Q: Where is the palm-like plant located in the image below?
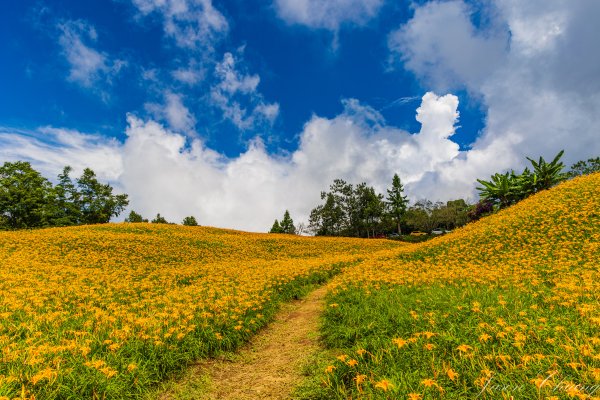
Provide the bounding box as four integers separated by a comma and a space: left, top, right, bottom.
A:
477, 150, 567, 211
526, 149, 566, 191
476, 171, 520, 208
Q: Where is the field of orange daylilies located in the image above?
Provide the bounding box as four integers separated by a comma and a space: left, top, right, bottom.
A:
312, 173, 600, 399
1, 173, 598, 400
0, 224, 398, 399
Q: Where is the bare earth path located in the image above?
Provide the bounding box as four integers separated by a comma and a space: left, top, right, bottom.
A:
158, 285, 328, 400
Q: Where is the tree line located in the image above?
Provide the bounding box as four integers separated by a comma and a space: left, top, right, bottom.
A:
0, 161, 128, 230
1, 152, 597, 233
124, 210, 199, 226
298, 175, 469, 238
0, 161, 201, 230
272, 152, 599, 238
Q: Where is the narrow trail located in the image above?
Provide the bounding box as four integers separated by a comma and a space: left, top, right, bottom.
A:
158, 285, 328, 399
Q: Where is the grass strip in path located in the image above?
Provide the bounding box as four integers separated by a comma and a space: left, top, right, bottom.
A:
155, 285, 328, 399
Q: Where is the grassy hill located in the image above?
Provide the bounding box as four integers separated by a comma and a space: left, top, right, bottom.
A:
301, 172, 600, 399
0, 224, 398, 399
1, 173, 598, 399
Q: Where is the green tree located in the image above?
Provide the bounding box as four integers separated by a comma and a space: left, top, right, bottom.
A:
356, 184, 384, 238
405, 200, 436, 233
279, 210, 296, 234
52, 166, 82, 226
269, 219, 282, 233
386, 174, 408, 234
0, 161, 54, 229
76, 168, 128, 224
151, 213, 168, 224
567, 156, 600, 178
125, 210, 145, 223
182, 216, 198, 226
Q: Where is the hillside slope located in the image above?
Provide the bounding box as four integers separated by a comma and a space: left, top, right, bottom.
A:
0, 224, 399, 399
306, 173, 600, 399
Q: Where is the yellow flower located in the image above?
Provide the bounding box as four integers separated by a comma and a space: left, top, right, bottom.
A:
446, 368, 459, 381
421, 378, 437, 388
375, 379, 393, 392
479, 333, 492, 343
456, 344, 472, 353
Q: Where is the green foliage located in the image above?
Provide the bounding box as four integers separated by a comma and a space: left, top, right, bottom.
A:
567, 156, 600, 178
77, 168, 129, 224
308, 179, 386, 238
0, 161, 130, 230
152, 213, 169, 224
280, 210, 296, 234
0, 161, 55, 229
270, 211, 296, 234
386, 174, 408, 234
182, 216, 198, 226
125, 210, 146, 223
403, 199, 469, 233
269, 219, 282, 233
52, 166, 81, 226
476, 150, 566, 210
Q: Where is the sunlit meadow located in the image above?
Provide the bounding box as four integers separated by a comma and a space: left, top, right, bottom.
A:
1, 173, 599, 400
0, 224, 398, 399
305, 173, 600, 399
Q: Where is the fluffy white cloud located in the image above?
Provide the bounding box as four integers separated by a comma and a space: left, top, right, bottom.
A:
389, 0, 600, 199
210, 52, 280, 130
388, 1, 508, 92
130, 0, 228, 50
145, 92, 196, 133
274, 0, 384, 31
0, 92, 463, 231
57, 20, 126, 98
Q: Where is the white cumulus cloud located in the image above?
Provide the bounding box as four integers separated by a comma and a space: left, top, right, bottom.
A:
388, 0, 600, 199
0, 92, 464, 231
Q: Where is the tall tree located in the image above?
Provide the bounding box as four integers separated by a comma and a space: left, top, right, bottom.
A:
279, 210, 296, 234
76, 168, 128, 224
269, 219, 282, 233
0, 161, 54, 229
386, 174, 408, 234
53, 166, 81, 226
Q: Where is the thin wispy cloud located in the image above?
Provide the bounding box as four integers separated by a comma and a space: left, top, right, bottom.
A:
57, 20, 126, 100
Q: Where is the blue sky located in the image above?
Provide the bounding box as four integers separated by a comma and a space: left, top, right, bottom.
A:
1, 0, 599, 231
0, 0, 484, 156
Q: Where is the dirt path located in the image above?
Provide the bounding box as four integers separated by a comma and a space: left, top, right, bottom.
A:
157, 285, 328, 400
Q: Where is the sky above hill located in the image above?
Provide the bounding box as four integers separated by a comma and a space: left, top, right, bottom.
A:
1, 0, 599, 231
